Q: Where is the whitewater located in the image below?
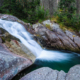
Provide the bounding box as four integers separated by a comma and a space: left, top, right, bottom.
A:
0, 19, 74, 61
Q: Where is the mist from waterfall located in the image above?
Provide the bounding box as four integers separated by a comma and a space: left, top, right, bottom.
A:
0, 19, 75, 61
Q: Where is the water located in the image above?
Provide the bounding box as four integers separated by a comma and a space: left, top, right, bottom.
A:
0, 19, 42, 57
0, 19, 76, 61
12, 50, 80, 80
0, 19, 80, 80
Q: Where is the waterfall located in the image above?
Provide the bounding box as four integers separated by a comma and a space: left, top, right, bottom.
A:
0, 19, 73, 61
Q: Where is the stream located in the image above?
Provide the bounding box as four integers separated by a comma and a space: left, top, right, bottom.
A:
0, 19, 80, 80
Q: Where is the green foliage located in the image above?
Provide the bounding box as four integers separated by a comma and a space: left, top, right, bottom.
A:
0, 0, 49, 23
35, 6, 49, 20
54, 0, 80, 31
59, 0, 76, 19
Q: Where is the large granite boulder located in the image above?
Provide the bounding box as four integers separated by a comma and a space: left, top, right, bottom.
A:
0, 43, 33, 80
33, 20, 80, 52
66, 65, 80, 80
20, 65, 80, 80
20, 67, 59, 80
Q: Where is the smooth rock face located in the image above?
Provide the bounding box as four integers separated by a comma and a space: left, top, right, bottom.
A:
66, 65, 80, 80
0, 43, 33, 80
57, 70, 66, 80
20, 67, 59, 80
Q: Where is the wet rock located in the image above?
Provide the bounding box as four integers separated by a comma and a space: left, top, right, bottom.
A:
0, 38, 2, 43
5, 40, 36, 62
20, 67, 59, 80
0, 28, 19, 42
0, 43, 33, 80
66, 65, 80, 80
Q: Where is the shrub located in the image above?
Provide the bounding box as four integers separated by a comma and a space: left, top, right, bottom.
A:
0, 0, 49, 23
59, 0, 76, 19
54, 0, 80, 31
35, 6, 49, 20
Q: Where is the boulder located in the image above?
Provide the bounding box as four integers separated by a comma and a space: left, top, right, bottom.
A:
0, 43, 33, 80
66, 65, 80, 80
20, 67, 59, 80
20, 65, 80, 80
33, 20, 80, 52
57, 70, 66, 80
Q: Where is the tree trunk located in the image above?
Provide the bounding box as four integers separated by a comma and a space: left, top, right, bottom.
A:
0, 0, 4, 7
76, 0, 80, 14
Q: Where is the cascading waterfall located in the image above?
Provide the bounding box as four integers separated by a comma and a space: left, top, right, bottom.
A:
0, 19, 74, 61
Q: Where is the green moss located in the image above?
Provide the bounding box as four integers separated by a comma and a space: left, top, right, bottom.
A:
45, 24, 52, 30
38, 19, 43, 23
1, 37, 5, 43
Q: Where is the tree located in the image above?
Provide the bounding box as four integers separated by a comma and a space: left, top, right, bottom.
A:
76, 0, 80, 15
59, 0, 76, 19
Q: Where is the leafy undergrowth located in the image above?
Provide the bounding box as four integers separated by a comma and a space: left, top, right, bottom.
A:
50, 16, 79, 32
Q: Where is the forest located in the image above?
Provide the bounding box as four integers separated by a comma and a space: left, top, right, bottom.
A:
0, 0, 80, 31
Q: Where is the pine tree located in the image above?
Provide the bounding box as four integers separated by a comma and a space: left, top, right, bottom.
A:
59, 0, 76, 19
